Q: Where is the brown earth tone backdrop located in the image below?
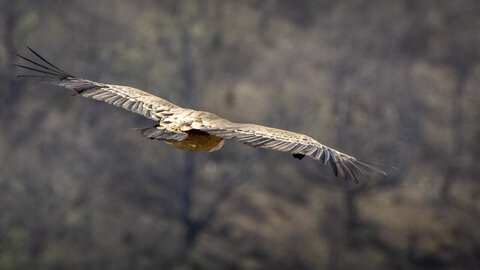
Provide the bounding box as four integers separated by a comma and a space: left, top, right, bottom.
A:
0, 0, 479, 269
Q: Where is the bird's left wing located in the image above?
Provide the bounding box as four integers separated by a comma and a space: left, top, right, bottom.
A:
194, 117, 386, 183
15, 47, 178, 121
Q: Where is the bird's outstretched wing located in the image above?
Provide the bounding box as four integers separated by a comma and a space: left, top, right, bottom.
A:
15, 46, 178, 121
194, 118, 387, 183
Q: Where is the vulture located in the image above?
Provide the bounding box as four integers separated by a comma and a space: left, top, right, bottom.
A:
15, 47, 386, 183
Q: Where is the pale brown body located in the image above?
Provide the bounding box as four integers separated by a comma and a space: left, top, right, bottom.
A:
166, 129, 224, 152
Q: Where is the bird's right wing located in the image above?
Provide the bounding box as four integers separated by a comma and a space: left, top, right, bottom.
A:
194, 116, 386, 183
15, 47, 178, 121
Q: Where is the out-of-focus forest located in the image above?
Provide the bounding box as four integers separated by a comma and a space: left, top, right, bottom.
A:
1, 0, 479, 269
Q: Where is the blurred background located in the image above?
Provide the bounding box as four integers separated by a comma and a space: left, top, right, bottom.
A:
1, 0, 479, 269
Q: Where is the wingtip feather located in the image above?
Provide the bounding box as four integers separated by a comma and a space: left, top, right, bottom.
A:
328, 158, 338, 177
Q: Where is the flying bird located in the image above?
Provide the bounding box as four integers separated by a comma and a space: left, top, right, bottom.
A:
15, 47, 386, 183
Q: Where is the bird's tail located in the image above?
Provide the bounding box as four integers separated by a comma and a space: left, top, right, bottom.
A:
136, 125, 188, 141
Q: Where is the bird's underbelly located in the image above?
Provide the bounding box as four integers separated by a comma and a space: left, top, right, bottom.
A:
166, 130, 224, 152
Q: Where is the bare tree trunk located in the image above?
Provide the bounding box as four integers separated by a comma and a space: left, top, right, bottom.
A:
258, 0, 276, 44
181, 151, 198, 248
1, 0, 20, 122
441, 73, 467, 202
332, 61, 363, 250
345, 190, 359, 230
179, 23, 195, 108
178, 19, 199, 248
